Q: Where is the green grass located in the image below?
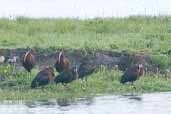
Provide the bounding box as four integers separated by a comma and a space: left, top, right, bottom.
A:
0, 64, 171, 101
0, 16, 171, 100
0, 16, 171, 55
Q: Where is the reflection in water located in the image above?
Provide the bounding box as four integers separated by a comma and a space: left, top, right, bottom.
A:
122, 94, 142, 101
0, 92, 171, 114
57, 99, 72, 107
56, 97, 94, 107
128, 96, 142, 101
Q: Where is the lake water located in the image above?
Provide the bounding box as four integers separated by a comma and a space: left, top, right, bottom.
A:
1, 92, 171, 114
0, 0, 171, 19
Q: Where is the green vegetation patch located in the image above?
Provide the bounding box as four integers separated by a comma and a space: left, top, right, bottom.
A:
0, 16, 171, 55
0, 65, 170, 101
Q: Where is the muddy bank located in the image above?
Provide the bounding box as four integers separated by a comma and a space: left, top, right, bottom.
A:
0, 48, 169, 75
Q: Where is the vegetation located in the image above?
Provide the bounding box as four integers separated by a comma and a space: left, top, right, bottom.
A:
0, 16, 171, 100
0, 64, 170, 101
0, 16, 171, 55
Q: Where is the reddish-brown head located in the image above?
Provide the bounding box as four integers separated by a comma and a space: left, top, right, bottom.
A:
46, 67, 55, 81
137, 64, 144, 76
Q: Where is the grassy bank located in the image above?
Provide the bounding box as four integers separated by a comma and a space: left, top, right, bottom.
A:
0, 65, 171, 101
0, 16, 171, 100
0, 16, 171, 55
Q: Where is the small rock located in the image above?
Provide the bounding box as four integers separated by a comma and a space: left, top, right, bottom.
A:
113, 64, 119, 70
0, 56, 5, 64
7, 56, 20, 63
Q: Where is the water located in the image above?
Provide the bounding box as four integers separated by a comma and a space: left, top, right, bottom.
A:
0, 92, 171, 114
0, 0, 171, 19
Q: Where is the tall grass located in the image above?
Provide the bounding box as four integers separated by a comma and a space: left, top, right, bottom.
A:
0, 16, 171, 55
0, 65, 170, 100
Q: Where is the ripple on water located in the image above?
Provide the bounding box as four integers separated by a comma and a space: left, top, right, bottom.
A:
0, 92, 171, 114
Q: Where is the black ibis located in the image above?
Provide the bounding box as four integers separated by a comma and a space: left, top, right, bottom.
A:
54, 67, 78, 85
31, 67, 55, 89
120, 64, 144, 84
77, 60, 97, 81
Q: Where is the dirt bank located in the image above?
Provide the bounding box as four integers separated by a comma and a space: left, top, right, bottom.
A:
0, 48, 168, 75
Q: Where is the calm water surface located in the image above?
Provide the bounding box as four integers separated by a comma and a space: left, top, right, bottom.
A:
0, 92, 171, 114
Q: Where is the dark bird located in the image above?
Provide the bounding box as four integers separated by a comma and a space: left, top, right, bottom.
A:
120, 64, 144, 84
76, 59, 97, 89
77, 60, 97, 81
22, 50, 36, 72
54, 67, 78, 85
31, 67, 55, 89
55, 49, 69, 73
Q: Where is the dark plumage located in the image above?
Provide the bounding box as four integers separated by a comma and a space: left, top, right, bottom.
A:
120, 64, 144, 84
54, 67, 78, 84
31, 67, 55, 88
22, 50, 36, 72
55, 49, 69, 73
77, 60, 96, 80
